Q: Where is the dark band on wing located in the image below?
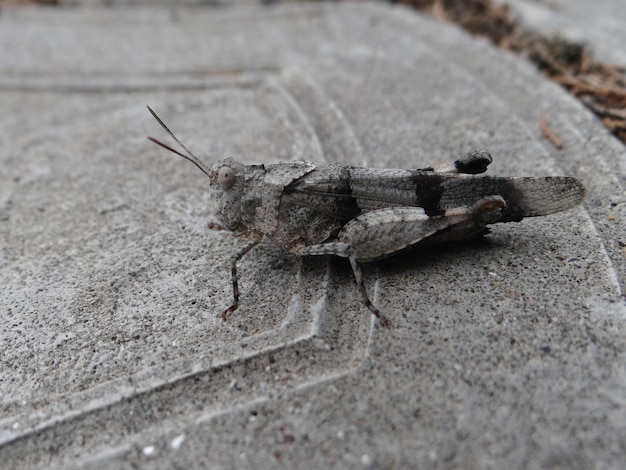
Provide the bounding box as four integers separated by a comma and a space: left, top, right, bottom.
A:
411, 172, 446, 216
336, 166, 361, 220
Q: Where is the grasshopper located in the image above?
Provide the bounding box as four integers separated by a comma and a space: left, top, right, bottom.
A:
147, 106, 586, 326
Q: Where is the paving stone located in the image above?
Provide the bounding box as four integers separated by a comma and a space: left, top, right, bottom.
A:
503, 0, 626, 64
0, 2, 624, 468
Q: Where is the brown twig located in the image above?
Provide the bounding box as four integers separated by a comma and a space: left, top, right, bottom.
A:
539, 116, 563, 150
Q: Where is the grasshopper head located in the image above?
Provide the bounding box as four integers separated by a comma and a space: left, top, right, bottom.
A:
210, 158, 245, 231
146, 106, 246, 231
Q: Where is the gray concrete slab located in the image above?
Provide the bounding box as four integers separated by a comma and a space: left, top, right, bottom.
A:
0, 2, 624, 469
501, 0, 626, 64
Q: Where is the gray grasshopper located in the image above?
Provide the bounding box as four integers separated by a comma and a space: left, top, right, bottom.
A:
147, 106, 586, 326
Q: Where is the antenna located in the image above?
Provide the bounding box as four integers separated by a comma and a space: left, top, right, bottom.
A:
146, 105, 213, 179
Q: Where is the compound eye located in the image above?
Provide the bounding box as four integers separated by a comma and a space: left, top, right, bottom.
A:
217, 166, 236, 190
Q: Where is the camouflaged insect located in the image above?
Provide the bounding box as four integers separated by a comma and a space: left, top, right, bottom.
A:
147, 106, 586, 326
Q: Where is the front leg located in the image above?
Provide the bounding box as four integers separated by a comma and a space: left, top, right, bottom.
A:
301, 196, 505, 324
219, 234, 262, 320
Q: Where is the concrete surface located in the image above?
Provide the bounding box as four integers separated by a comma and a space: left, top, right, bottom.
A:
502, 0, 626, 64
0, 2, 625, 469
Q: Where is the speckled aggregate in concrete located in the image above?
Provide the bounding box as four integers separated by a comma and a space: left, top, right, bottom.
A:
0, 2, 625, 469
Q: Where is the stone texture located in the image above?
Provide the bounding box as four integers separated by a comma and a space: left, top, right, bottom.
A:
0, 2, 624, 468
503, 0, 626, 64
